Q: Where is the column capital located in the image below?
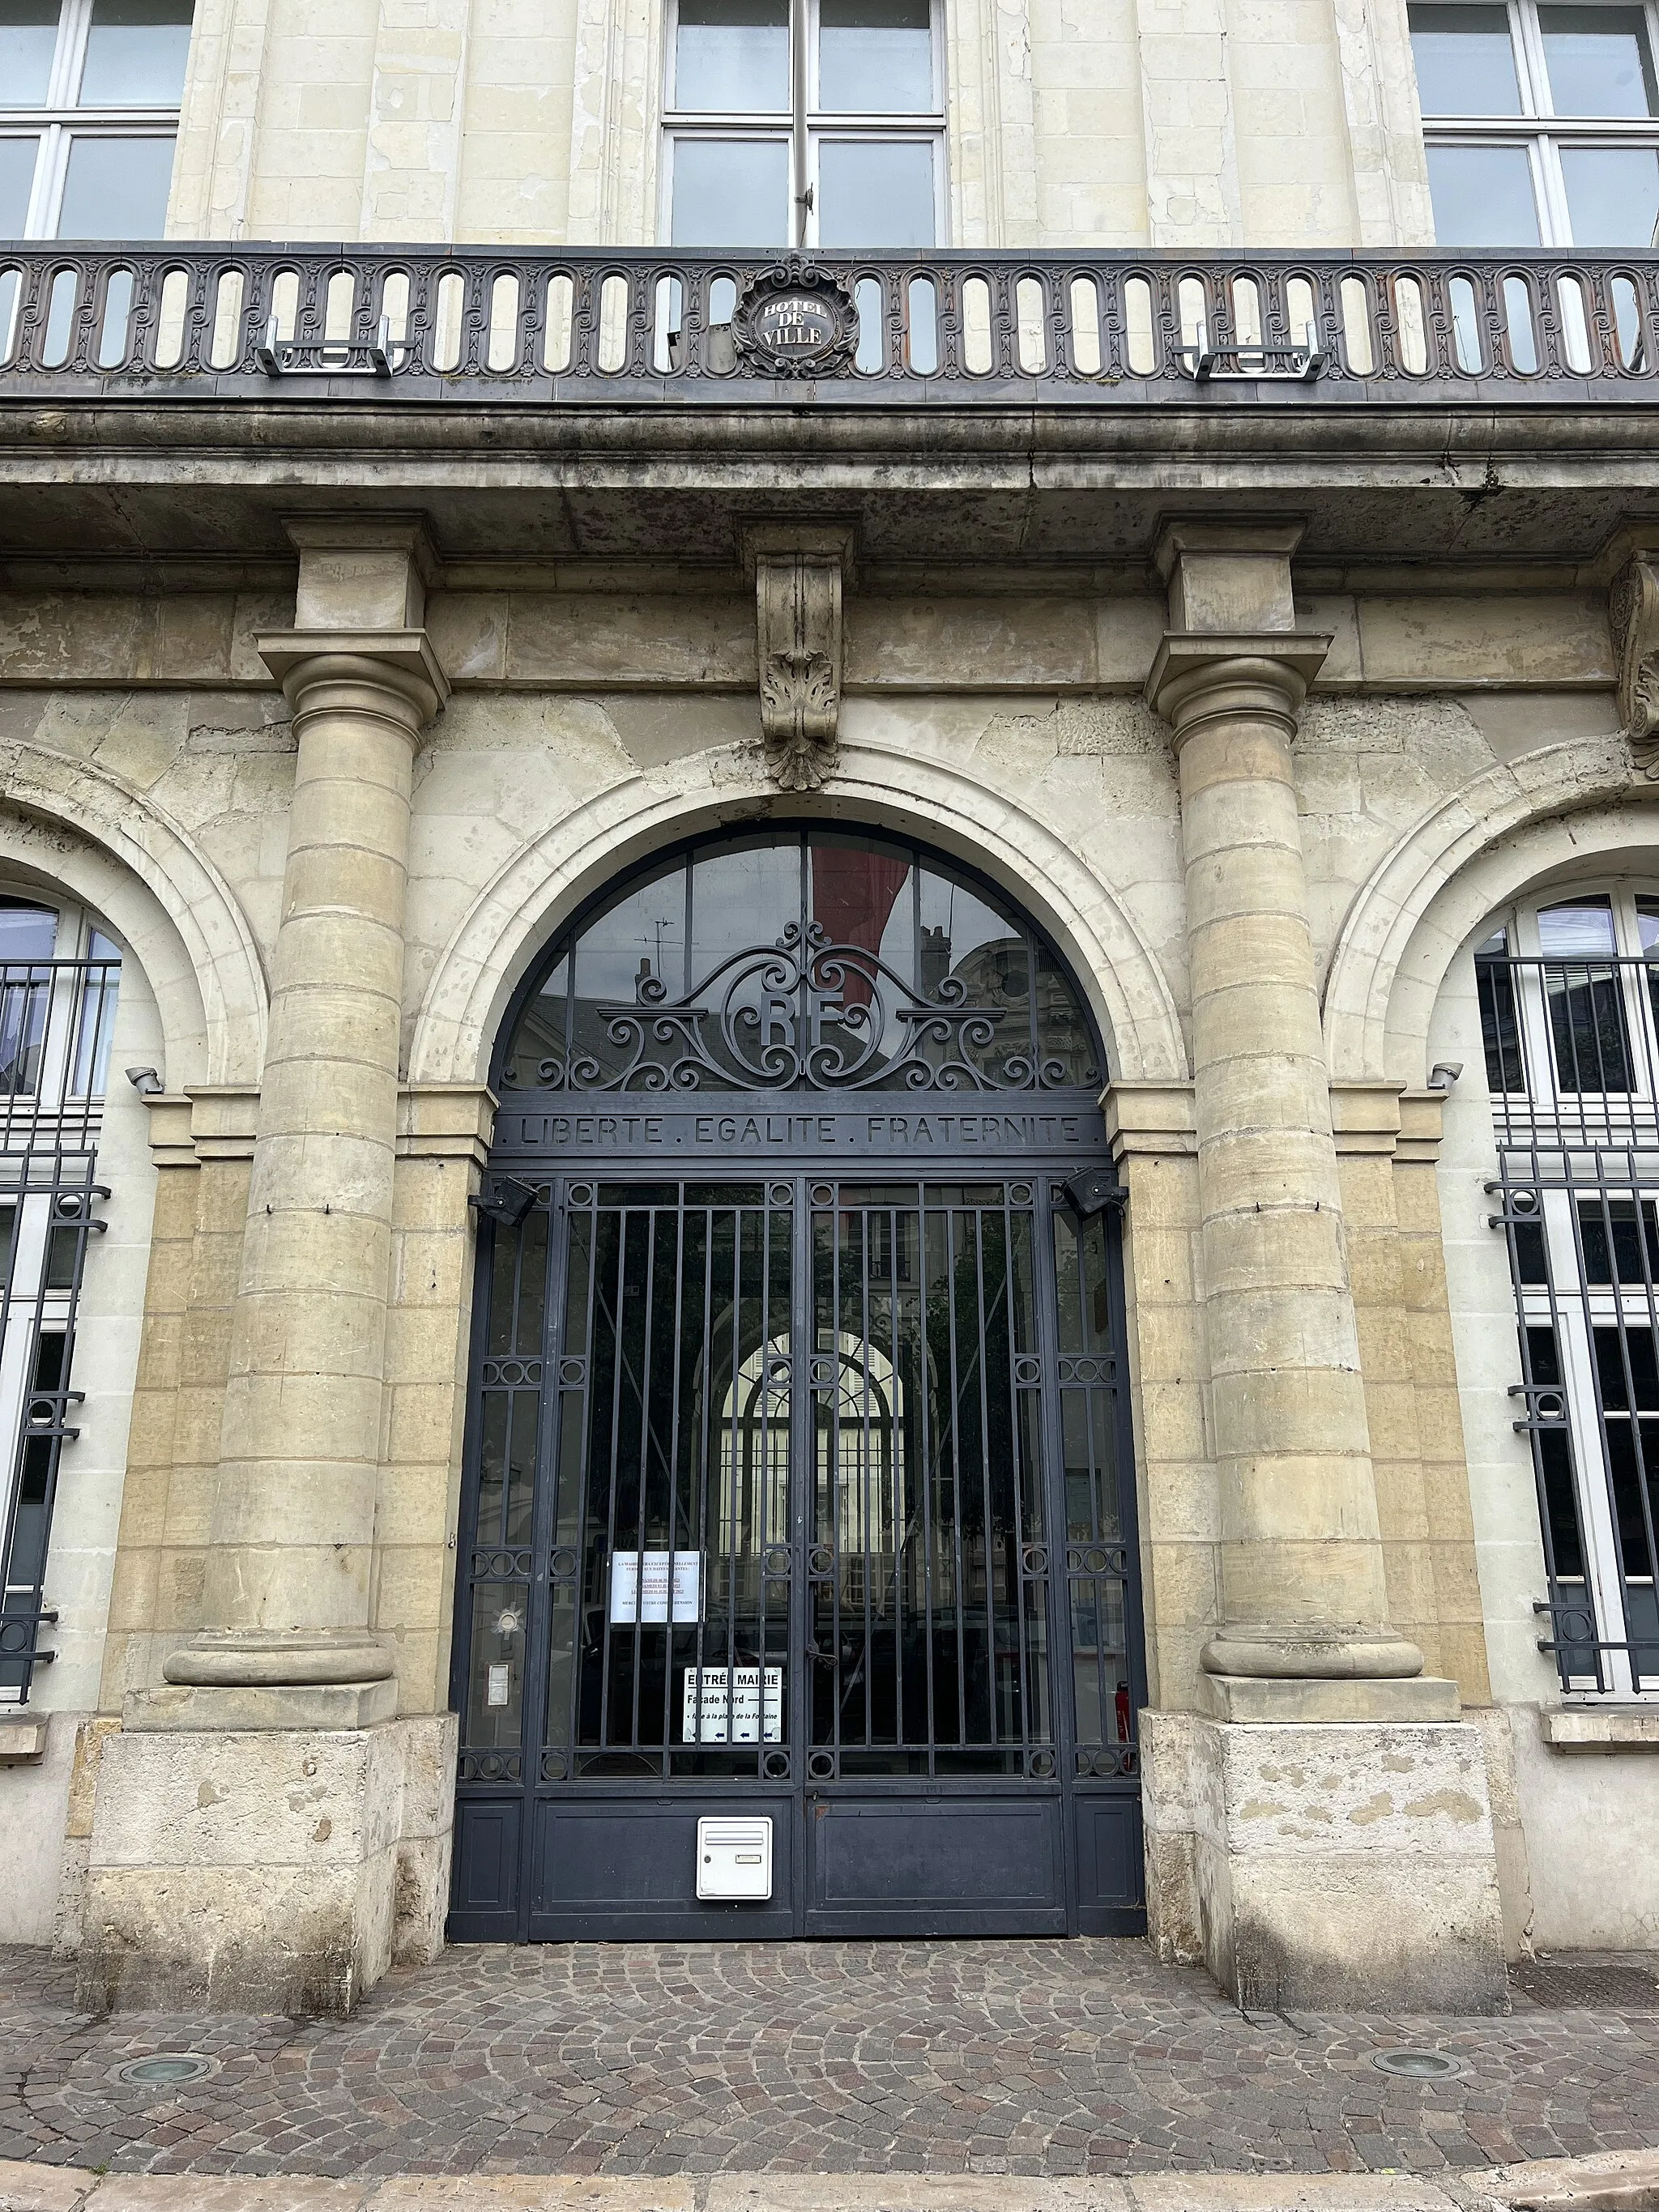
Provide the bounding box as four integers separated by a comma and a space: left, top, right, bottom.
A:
256, 627, 450, 731
1145, 631, 1331, 740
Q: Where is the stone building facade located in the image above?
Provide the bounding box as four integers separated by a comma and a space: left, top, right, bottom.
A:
3, 0, 1659, 2019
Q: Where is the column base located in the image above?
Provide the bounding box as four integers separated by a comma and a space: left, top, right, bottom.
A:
75, 1705, 456, 2017
1199, 1673, 1461, 1722
1142, 1709, 1508, 2014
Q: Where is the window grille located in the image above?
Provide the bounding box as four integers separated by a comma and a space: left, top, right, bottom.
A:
0, 897, 117, 1703
1478, 888, 1659, 1694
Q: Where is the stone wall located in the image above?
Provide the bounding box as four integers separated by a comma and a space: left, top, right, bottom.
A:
163, 0, 1431, 250
2, 559, 1654, 1967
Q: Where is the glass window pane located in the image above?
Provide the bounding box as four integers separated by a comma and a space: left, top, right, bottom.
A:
0, 901, 57, 960
1426, 142, 1540, 244
1407, 3, 1523, 113
674, 0, 788, 112
1560, 143, 1659, 243
669, 135, 788, 245
1538, 897, 1618, 955
1540, 3, 1657, 113
819, 0, 932, 112
0, 135, 39, 232
817, 138, 934, 246
79, 0, 193, 104
56, 132, 175, 234
0, 0, 59, 106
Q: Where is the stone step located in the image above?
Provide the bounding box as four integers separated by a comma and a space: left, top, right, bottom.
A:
4, 2157, 1658, 2212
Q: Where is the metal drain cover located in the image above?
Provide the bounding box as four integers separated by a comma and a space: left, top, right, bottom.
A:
1371, 2048, 1465, 2079
113, 2053, 215, 2086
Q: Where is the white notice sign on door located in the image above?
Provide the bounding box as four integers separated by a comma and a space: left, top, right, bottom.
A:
608, 1549, 703, 1624
682, 1665, 783, 1743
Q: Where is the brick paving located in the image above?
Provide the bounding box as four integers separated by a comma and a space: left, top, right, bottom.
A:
2, 1940, 1657, 2182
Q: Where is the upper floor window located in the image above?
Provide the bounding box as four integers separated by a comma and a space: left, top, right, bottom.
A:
1410, 0, 1659, 245
0, 0, 192, 241
663, 0, 943, 248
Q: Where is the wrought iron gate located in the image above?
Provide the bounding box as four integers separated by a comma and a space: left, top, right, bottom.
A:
447, 829, 1145, 1941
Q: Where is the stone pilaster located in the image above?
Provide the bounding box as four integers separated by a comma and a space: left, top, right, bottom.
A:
1137, 521, 1505, 2014
78, 520, 458, 2017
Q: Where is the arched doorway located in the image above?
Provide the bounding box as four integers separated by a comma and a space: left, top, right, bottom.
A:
447, 827, 1146, 1941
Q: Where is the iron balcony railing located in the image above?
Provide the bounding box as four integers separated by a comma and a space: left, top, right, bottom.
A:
3, 245, 1659, 404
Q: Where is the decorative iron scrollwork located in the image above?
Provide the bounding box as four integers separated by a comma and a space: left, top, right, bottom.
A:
544, 917, 1069, 1093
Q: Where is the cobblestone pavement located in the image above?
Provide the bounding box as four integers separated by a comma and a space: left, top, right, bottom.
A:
2, 1941, 1657, 2183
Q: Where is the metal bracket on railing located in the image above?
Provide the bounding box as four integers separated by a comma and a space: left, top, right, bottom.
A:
1509, 1380, 1569, 1434
255, 315, 405, 378
1178, 318, 1324, 384
26, 1388, 85, 1443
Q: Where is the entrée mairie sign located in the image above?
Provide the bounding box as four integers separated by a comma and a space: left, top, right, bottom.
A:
733, 258, 858, 376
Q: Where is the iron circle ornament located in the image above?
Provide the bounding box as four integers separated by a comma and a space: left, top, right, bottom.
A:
732, 258, 859, 377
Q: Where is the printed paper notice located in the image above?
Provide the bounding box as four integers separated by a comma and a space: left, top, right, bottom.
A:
682, 1665, 783, 1744
608, 1549, 703, 1624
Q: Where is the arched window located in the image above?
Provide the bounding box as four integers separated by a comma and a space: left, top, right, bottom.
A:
0, 891, 121, 1703
501, 827, 1102, 1097
1476, 881, 1659, 1701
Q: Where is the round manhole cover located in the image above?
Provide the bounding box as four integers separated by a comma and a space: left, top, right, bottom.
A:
1371, 2048, 1465, 2080
113, 2054, 216, 2086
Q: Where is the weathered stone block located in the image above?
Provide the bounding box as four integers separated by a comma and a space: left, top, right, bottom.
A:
75, 1712, 455, 2015
1143, 1709, 1507, 2013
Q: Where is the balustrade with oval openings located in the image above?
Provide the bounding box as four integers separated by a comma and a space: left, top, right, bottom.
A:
0, 243, 1652, 396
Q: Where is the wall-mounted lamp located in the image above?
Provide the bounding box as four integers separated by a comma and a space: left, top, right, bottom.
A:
1061, 1168, 1128, 1219
470, 1175, 538, 1228
124, 1067, 164, 1097
1427, 1062, 1465, 1092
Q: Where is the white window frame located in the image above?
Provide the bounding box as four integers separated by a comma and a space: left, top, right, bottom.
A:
0, 0, 186, 241
660, 0, 947, 248
1414, 0, 1659, 244
0, 889, 117, 1705
1492, 880, 1659, 1700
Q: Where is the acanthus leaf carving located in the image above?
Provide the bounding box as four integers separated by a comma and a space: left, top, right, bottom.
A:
1611, 551, 1659, 777
744, 524, 854, 791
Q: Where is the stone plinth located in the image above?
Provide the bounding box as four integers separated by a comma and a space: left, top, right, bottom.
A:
75, 1702, 454, 2016
1142, 1707, 1508, 2014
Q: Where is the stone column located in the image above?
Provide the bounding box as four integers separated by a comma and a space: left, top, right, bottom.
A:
79, 520, 458, 2016
162, 616, 446, 1707
1137, 521, 1505, 2012
1145, 522, 1426, 1698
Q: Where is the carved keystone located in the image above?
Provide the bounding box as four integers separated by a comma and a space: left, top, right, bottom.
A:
1611, 549, 1659, 775
740, 524, 855, 792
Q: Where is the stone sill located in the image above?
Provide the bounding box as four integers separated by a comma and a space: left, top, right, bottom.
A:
0, 1712, 48, 1763
1540, 1706, 1659, 1754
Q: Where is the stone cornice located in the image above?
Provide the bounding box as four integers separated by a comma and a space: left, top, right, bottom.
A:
1102, 1079, 1197, 1160
395, 1082, 497, 1166
1329, 1080, 1447, 1161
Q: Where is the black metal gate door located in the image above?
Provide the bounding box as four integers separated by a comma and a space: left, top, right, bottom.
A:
449, 1165, 1145, 1941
